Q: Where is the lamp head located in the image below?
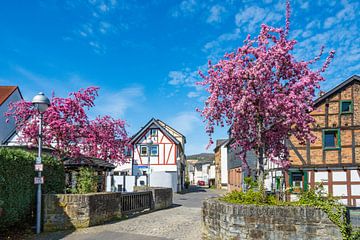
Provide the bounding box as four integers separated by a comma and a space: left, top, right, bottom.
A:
32, 92, 50, 113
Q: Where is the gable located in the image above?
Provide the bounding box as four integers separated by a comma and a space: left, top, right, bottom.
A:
130, 118, 180, 145
0, 86, 19, 106
314, 75, 360, 107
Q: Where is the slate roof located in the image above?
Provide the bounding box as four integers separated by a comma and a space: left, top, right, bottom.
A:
314, 75, 360, 106
63, 156, 116, 170
213, 139, 228, 151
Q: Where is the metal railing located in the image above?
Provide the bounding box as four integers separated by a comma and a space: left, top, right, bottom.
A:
121, 191, 152, 214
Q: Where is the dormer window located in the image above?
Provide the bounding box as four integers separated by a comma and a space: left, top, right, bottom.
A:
340, 100, 352, 114
150, 129, 157, 137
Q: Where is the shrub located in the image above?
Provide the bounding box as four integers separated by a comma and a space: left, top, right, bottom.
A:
73, 167, 98, 194
221, 189, 278, 205
0, 147, 65, 231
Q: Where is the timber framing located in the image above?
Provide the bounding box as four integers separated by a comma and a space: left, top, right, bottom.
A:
288, 75, 360, 206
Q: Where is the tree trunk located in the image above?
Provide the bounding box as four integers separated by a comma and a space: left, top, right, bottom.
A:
258, 146, 265, 189
257, 118, 265, 196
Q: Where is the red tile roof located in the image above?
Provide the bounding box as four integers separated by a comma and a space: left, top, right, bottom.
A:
0, 86, 18, 106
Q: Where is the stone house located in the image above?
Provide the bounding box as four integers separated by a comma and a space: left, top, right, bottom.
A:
288, 75, 360, 206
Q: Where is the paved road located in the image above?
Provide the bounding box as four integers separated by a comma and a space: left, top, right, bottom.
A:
37, 187, 225, 240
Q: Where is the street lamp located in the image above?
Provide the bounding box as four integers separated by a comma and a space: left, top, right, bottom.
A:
32, 92, 50, 234
146, 136, 153, 187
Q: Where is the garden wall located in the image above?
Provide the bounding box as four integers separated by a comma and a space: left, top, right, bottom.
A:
43, 188, 173, 232
43, 192, 122, 231
134, 186, 173, 210
202, 198, 342, 240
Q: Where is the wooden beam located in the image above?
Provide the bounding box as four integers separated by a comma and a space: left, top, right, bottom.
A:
338, 93, 342, 164
288, 140, 306, 165
352, 84, 356, 164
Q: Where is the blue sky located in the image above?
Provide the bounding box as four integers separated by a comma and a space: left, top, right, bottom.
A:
0, 0, 359, 155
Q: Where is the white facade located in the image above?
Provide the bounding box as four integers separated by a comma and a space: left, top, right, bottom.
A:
189, 162, 215, 185
220, 144, 228, 185
0, 87, 22, 144
287, 169, 360, 206
264, 159, 284, 192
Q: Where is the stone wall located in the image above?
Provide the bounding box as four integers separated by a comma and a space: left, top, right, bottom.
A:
134, 186, 173, 210
43, 192, 122, 231
44, 188, 173, 232
202, 198, 342, 240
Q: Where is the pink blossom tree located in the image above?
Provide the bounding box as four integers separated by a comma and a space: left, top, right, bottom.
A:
6, 87, 129, 163
197, 1, 335, 186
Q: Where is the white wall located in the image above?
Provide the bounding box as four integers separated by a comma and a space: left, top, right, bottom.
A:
209, 165, 216, 179
350, 170, 360, 181
106, 172, 178, 192
150, 171, 177, 192
220, 145, 228, 184
0, 89, 22, 144
333, 171, 347, 182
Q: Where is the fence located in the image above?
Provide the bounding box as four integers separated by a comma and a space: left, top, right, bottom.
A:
121, 191, 152, 214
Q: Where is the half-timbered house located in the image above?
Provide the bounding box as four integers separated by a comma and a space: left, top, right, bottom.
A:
288, 75, 360, 206
130, 118, 186, 192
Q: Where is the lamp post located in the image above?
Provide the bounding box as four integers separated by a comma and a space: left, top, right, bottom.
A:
146, 136, 153, 187
32, 92, 50, 234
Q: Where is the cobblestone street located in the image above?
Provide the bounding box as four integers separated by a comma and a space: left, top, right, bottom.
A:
38, 187, 224, 240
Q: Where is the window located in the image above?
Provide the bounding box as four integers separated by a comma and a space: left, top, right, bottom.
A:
290, 171, 308, 192
292, 173, 303, 189
140, 146, 148, 156
124, 146, 132, 156
340, 100, 352, 113
150, 145, 158, 156
150, 129, 157, 137
323, 129, 340, 149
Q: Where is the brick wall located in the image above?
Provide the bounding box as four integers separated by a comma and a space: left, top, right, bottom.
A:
202, 198, 342, 240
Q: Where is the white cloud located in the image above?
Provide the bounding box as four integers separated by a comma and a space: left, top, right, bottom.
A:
93, 86, 145, 118
167, 68, 200, 87
299, 0, 309, 9
171, 0, 197, 18
64, 0, 127, 54
203, 28, 241, 52
187, 91, 201, 98
167, 112, 201, 136
235, 6, 282, 33
207, 5, 226, 24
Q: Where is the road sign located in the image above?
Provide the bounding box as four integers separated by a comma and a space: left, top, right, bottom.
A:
35, 164, 43, 171
34, 177, 44, 184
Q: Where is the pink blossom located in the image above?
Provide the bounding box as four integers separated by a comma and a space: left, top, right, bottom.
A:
197, 1, 335, 169
6, 87, 129, 163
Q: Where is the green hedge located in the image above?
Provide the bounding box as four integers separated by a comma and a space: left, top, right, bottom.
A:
0, 148, 65, 230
